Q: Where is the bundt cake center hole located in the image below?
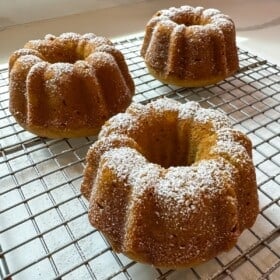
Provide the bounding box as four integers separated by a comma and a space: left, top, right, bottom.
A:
145, 151, 194, 169
135, 117, 195, 168
171, 15, 208, 27
43, 48, 84, 64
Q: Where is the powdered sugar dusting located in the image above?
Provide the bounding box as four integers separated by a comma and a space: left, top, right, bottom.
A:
99, 99, 234, 143
156, 159, 235, 215
202, 8, 221, 18
44, 63, 74, 92
93, 98, 246, 210
23, 33, 113, 63
44, 34, 56, 40
149, 97, 179, 113
28, 61, 47, 73
99, 113, 136, 138
178, 101, 200, 119
83, 99, 258, 266
159, 6, 203, 20
157, 5, 232, 28
100, 144, 236, 218
194, 107, 232, 130
59, 32, 80, 40
47, 63, 73, 77
102, 147, 143, 181
84, 98, 256, 267
212, 128, 252, 165
17, 55, 42, 70
81, 33, 97, 40
25, 39, 42, 49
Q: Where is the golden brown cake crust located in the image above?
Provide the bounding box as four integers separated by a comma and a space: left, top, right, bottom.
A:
141, 6, 239, 87
9, 33, 134, 138
81, 98, 259, 268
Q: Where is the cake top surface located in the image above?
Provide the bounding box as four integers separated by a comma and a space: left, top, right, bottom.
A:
8, 32, 115, 67
100, 98, 232, 137
95, 98, 251, 216
150, 5, 234, 32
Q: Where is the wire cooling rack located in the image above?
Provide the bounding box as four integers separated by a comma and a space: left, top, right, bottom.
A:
0, 33, 279, 280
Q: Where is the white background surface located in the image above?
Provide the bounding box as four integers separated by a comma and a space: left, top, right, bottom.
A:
0, 0, 280, 66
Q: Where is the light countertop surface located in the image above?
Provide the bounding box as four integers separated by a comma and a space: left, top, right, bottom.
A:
0, 0, 280, 68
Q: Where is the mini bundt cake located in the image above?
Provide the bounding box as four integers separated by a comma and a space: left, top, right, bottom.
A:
9, 32, 134, 138
81, 98, 259, 268
141, 5, 239, 87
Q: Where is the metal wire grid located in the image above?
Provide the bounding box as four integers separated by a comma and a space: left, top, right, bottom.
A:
0, 34, 279, 280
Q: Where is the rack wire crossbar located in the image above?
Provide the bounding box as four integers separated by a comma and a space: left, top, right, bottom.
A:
0, 34, 279, 280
